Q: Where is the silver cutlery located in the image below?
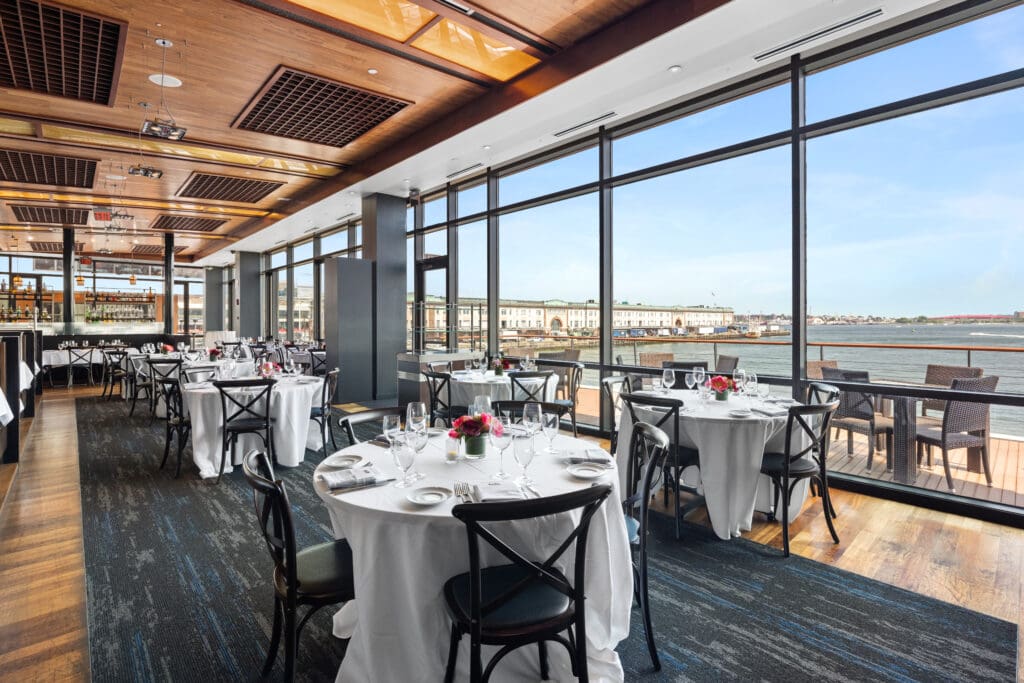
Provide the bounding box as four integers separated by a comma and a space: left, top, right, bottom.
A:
331, 478, 395, 494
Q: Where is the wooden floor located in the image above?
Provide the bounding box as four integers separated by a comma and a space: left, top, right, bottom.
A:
0, 386, 1021, 680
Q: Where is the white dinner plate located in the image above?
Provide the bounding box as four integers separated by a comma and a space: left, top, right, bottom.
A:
321, 453, 367, 469
567, 462, 607, 480
728, 409, 753, 418
407, 486, 453, 506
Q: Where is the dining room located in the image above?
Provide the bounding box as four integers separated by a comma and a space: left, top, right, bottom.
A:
1, 0, 1024, 681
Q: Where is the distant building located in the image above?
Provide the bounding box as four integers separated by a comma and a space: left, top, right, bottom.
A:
1015, 311, 1024, 321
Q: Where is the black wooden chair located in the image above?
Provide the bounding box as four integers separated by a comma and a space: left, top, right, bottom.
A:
310, 368, 339, 453
126, 354, 152, 416
157, 378, 190, 478
424, 370, 467, 428
714, 355, 740, 373
145, 359, 183, 416
182, 365, 218, 384
615, 354, 643, 392
100, 349, 129, 400
338, 406, 406, 446
242, 450, 354, 683
213, 378, 277, 484
550, 362, 584, 436
821, 367, 894, 471
623, 422, 671, 671
759, 389, 840, 557
221, 341, 244, 359
601, 376, 631, 454
310, 350, 328, 376
916, 375, 999, 492
509, 370, 554, 402
442, 484, 613, 683
661, 361, 708, 389
67, 347, 94, 387
620, 393, 700, 539
492, 400, 570, 425
427, 360, 453, 373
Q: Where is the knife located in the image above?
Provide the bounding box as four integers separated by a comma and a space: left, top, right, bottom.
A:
330, 478, 396, 493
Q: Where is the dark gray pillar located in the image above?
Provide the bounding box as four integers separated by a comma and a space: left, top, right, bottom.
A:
362, 193, 407, 400
324, 256, 374, 403
62, 228, 74, 324
204, 267, 224, 332
234, 252, 262, 338
790, 55, 807, 400
598, 127, 614, 431
163, 233, 174, 334
486, 172, 499, 355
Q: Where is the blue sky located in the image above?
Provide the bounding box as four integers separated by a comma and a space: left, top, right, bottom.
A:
424, 5, 1024, 317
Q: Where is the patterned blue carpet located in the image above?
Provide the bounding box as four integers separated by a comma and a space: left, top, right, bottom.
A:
76, 397, 1017, 682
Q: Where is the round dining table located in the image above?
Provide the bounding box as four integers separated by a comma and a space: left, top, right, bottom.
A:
616, 388, 809, 540
182, 374, 323, 479
448, 369, 559, 407
313, 431, 632, 682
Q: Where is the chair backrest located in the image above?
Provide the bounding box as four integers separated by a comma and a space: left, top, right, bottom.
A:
601, 376, 631, 431
127, 353, 149, 377
492, 400, 569, 422
624, 422, 670, 535
564, 362, 584, 403
157, 378, 186, 424
806, 359, 838, 380
943, 375, 999, 435
68, 347, 92, 365
146, 358, 183, 383
714, 355, 740, 373
338, 406, 405, 445
241, 450, 299, 599
213, 378, 276, 428
619, 393, 682, 452
820, 368, 874, 421
182, 365, 218, 384
661, 361, 708, 388
780, 400, 840, 470
427, 360, 453, 374
104, 349, 128, 370
423, 370, 453, 417
451, 484, 612, 636
311, 350, 328, 376
510, 370, 554, 402
321, 368, 339, 407
616, 354, 643, 392
924, 364, 984, 413
639, 352, 673, 368
806, 381, 840, 406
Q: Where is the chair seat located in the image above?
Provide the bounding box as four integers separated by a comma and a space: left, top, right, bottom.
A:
444, 563, 573, 635
916, 426, 986, 450
226, 417, 274, 432
624, 515, 640, 544
833, 414, 894, 434
760, 452, 819, 477
274, 539, 354, 601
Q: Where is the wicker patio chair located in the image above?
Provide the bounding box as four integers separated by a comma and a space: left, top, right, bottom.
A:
821, 367, 893, 472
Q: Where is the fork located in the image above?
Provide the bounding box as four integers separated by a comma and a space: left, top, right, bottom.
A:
455, 482, 470, 503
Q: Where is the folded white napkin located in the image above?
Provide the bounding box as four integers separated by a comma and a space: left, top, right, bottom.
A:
752, 404, 788, 417
319, 466, 387, 490
474, 483, 526, 502
567, 449, 612, 466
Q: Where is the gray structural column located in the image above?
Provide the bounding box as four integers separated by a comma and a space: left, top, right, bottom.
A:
62, 228, 75, 323
234, 252, 262, 338
323, 257, 374, 403
361, 193, 407, 400
204, 267, 224, 332
163, 233, 174, 334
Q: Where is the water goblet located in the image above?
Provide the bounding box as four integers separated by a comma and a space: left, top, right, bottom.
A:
406, 401, 428, 431
693, 366, 706, 388
390, 435, 416, 488
471, 395, 492, 416
405, 425, 428, 482
382, 414, 402, 445
489, 420, 513, 482
542, 412, 560, 454
661, 369, 675, 393
758, 384, 771, 401
513, 435, 536, 486
685, 372, 696, 392
745, 372, 758, 398
732, 368, 747, 394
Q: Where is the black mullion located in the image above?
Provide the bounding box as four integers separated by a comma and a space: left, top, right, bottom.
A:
790, 56, 807, 400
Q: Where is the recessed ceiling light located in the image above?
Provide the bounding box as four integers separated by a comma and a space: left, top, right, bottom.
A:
155, 38, 172, 48
668, 64, 683, 73
26, 236, 32, 241
367, 68, 379, 75
148, 73, 183, 87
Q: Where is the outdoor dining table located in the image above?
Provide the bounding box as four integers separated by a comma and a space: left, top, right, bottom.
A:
181, 374, 323, 479
313, 432, 632, 682
616, 388, 809, 540
448, 369, 559, 407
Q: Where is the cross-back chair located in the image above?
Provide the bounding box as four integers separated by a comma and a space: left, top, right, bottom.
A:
212, 378, 277, 484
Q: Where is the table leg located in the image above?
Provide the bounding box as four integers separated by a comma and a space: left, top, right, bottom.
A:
892, 397, 918, 485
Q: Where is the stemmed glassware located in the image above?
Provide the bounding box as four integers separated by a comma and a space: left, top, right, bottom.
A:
382, 414, 402, 445
406, 402, 427, 430
661, 368, 675, 393
732, 368, 747, 395
489, 418, 513, 482
513, 434, 536, 486
745, 372, 758, 398
693, 366, 706, 389
403, 403, 428, 482
390, 434, 417, 488
471, 395, 491, 416
685, 372, 696, 392
541, 412, 560, 454
522, 402, 542, 455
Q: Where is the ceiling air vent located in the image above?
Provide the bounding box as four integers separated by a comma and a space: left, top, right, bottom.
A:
133, 244, 187, 256
234, 66, 410, 148
177, 172, 284, 204
0, 150, 97, 188
30, 240, 82, 253
0, 0, 126, 105
151, 215, 228, 232
10, 205, 90, 225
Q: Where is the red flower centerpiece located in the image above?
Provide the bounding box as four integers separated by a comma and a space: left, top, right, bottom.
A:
161, 343, 174, 354
208, 348, 221, 360
449, 412, 501, 457
708, 375, 736, 401
258, 360, 281, 378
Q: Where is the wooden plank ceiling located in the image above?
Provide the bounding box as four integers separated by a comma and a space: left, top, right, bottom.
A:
0, 0, 705, 262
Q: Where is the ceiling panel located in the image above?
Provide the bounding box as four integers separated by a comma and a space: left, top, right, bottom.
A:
467, 0, 648, 47
150, 215, 227, 232
0, 149, 97, 188
10, 204, 90, 225
177, 172, 285, 204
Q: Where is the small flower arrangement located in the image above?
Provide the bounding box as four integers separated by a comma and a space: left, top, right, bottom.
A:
449, 412, 502, 440
258, 360, 281, 378
161, 343, 174, 354
707, 375, 736, 400
491, 356, 511, 376
208, 348, 221, 360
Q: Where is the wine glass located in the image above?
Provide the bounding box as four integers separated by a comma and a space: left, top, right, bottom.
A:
405, 425, 428, 482
406, 402, 428, 432
382, 414, 402, 445
471, 395, 492, 416
745, 372, 758, 398
758, 383, 771, 401
693, 366, 706, 389
390, 435, 416, 488
489, 419, 513, 481
661, 368, 675, 393
684, 372, 696, 392
541, 412, 560, 454
522, 402, 542, 456
732, 368, 746, 394
513, 434, 536, 486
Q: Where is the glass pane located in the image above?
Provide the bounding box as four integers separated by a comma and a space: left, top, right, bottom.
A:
284, 0, 435, 42
271, 250, 287, 269
293, 263, 314, 342
423, 228, 447, 257
293, 240, 314, 263
458, 183, 486, 217
808, 4, 1024, 122
321, 229, 348, 255
613, 146, 791, 378
354, 225, 363, 246
274, 271, 287, 340
406, 236, 415, 350
188, 282, 204, 335
174, 283, 186, 334
411, 18, 539, 82
457, 220, 487, 351
407, 205, 415, 232
423, 196, 447, 227
500, 146, 598, 206
613, 84, 790, 176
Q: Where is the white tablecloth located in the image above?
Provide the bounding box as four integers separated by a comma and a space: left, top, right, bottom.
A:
616, 389, 808, 540
19, 361, 34, 390
182, 376, 323, 479
43, 348, 140, 367
203, 331, 237, 349
0, 389, 13, 426
449, 370, 559, 407
314, 434, 632, 682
